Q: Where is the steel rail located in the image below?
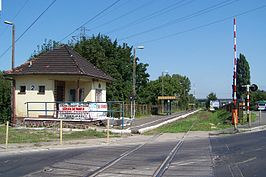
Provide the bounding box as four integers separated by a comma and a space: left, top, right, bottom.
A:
85, 133, 162, 177
152, 120, 196, 177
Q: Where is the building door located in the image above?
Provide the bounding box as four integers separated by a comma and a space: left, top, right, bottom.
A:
55, 81, 65, 102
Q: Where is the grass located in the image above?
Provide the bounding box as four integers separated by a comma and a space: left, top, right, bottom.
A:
238, 112, 257, 125
0, 125, 115, 144
0, 110, 258, 144
146, 110, 232, 134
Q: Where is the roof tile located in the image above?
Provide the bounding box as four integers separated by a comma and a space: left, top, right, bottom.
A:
5, 45, 112, 81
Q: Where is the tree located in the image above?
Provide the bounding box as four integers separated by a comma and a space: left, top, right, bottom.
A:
236, 53, 250, 99
0, 71, 11, 123
73, 34, 149, 102
31, 39, 61, 57
137, 73, 192, 109
206, 92, 217, 109
250, 90, 266, 109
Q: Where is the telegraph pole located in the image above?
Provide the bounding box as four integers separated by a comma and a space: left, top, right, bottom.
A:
131, 46, 144, 119
4, 20, 16, 125
132, 48, 136, 119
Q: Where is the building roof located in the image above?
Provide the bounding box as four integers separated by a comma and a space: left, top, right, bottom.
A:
5, 45, 112, 81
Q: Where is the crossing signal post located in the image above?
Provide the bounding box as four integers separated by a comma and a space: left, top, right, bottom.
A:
242, 84, 258, 127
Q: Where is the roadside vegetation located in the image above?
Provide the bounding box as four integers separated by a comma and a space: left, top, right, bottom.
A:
147, 110, 232, 134
0, 125, 115, 144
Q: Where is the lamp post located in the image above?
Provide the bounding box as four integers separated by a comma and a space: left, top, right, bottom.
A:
4, 20, 16, 125
161, 71, 168, 96
132, 46, 144, 119
161, 71, 168, 114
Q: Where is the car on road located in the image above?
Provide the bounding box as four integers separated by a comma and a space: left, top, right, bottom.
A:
256, 100, 266, 111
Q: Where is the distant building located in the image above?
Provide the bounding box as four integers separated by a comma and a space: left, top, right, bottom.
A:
209, 100, 220, 111
4, 45, 112, 124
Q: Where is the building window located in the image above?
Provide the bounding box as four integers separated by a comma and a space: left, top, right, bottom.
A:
30, 85, 35, 90
95, 89, 102, 102
19, 86, 26, 94
38, 86, 45, 94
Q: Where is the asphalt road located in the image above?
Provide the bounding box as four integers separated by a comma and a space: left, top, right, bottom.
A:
0, 148, 94, 177
211, 111, 266, 177
0, 133, 213, 177
2, 130, 266, 177
1, 111, 266, 177
0, 136, 176, 177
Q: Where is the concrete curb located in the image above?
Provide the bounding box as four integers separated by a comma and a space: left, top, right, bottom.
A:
210, 125, 266, 136
138, 110, 200, 134
105, 110, 200, 134
108, 129, 131, 134
238, 125, 266, 132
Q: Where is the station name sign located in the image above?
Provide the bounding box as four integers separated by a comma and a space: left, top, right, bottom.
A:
158, 96, 178, 100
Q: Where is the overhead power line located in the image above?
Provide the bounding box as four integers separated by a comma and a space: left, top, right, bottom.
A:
16, 0, 57, 43
0, 0, 30, 37
135, 4, 266, 45
90, 0, 155, 31
59, 0, 121, 42
118, 0, 239, 41
0, 0, 57, 59
105, 0, 194, 35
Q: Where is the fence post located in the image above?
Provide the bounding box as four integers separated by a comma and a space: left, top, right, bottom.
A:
45, 102, 47, 117
106, 117, 110, 143
5, 121, 9, 149
259, 110, 261, 125
60, 119, 63, 145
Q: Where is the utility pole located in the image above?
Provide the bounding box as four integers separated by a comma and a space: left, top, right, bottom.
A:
132, 46, 144, 119
132, 48, 136, 119
4, 20, 16, 125
161, 71, 168, 114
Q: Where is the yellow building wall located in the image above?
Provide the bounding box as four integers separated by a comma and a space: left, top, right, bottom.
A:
69, 80, 106, 102
15, 75, 55, 117
65, 81, 92, 102
91, 81, 106, 102
15, 75, 107, 118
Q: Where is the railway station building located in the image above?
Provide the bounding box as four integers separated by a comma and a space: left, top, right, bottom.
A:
4, 45, 112, 125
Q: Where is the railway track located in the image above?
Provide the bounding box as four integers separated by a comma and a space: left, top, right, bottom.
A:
25, 110, 213, 177
85, 123, 195, 177
130, 110, 199, 134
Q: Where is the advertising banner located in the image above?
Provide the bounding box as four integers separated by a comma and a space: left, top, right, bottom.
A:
58, 102, 107, 120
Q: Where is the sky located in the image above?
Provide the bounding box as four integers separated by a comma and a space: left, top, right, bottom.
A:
0, 0, 265, 99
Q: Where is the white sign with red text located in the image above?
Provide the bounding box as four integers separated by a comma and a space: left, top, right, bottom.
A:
58, 102, 107, 120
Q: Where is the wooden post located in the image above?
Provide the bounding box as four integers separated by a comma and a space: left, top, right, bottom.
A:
106, 118, 109, 143
60, 119, 63, 145
5, 121, 9, 149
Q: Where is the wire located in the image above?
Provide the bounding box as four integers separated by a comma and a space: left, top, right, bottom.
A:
90, 0, 155, 31
16, 0, 57, 43
118, 0, 239, 41
86, 0, 131, 27
0, 0, 30, 37
12, 0, 31, 21
59, 0, 121, 42
0, 0, 57, 59
105, 0, 194, 35
134, 4, 266, 45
